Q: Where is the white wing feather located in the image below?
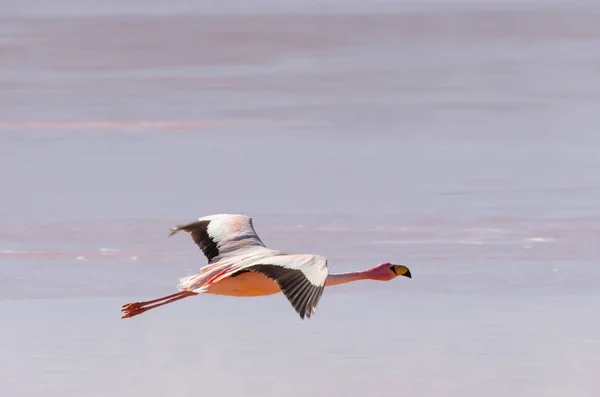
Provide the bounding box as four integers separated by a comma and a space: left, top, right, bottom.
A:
201, 213, 267, 256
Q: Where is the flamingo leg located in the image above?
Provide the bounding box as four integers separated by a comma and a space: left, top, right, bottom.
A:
121, 291, 196, 319
121, 291, 187, 311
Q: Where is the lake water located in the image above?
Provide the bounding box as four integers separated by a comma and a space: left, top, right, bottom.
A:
1, 1, 600, 396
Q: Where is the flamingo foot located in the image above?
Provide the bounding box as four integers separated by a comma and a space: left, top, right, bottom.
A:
121, 306, 149, 318
121, 302, 142, 311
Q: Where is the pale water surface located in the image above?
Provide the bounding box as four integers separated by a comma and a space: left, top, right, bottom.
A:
1, 1, 600, 396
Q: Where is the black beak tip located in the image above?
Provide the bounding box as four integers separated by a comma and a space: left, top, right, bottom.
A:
403, 269, 412, 279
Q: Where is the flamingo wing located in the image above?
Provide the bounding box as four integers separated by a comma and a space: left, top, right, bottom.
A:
169, 214, 268, 263
242, 254, 329, 319
170, 214, 328, 319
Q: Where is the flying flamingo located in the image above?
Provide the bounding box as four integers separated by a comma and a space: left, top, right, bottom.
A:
121, 214, 412, 320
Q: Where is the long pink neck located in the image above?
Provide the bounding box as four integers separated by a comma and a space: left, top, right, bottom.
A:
325, 269, 379, 287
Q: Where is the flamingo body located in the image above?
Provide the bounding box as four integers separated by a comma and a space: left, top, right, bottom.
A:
203, 271, 280, 297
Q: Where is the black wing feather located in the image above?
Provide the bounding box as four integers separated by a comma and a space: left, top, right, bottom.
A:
247, 264, 324, 319
169, 220, 219, 261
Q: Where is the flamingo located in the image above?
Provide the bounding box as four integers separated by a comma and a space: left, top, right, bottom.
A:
121, 214, 412, 320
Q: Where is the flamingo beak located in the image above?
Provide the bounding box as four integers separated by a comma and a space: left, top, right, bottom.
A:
392, 265, 412, 278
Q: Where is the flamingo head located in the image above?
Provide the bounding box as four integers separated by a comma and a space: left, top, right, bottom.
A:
369, 262, 412, 281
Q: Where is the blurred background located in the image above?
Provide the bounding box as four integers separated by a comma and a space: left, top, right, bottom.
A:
1, 1, 599, 396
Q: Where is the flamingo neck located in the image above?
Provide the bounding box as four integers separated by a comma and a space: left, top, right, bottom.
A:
325, 269, 378, 287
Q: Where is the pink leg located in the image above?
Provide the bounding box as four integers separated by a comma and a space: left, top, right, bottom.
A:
121, 291, 187, 310
121, 291, 197, 319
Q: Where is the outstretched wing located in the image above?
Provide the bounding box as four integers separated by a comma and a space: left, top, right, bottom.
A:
171, 214, 328, 319
169, 214, 267, 263
243, 254, 328, 319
